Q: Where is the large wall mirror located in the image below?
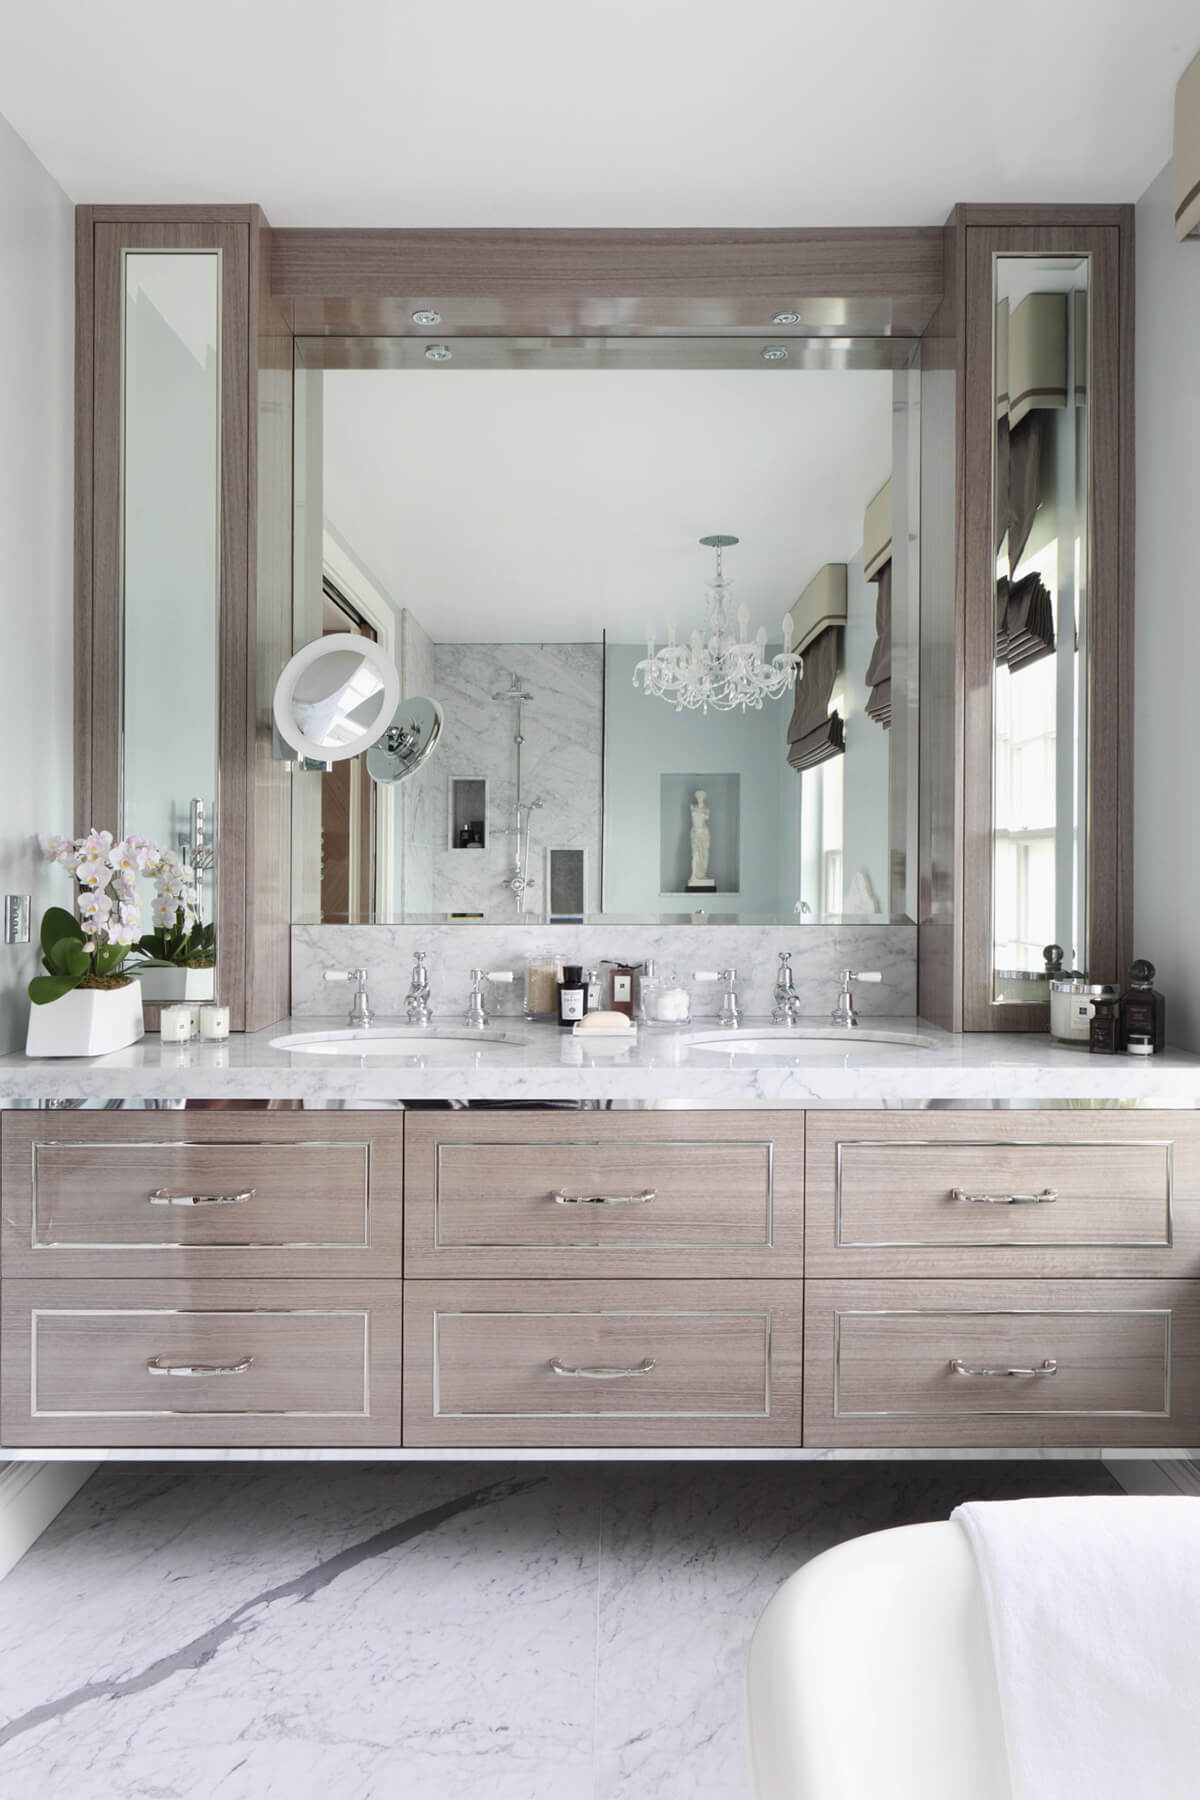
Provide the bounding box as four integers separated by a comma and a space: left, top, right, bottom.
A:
291, 337, 920, 926
990, 254, 1090, 1004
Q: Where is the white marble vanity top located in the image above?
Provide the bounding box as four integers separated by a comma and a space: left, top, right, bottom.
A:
2, 1015, 1199, 1104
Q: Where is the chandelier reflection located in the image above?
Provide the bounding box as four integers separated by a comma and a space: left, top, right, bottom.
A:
633, 535, 802, 714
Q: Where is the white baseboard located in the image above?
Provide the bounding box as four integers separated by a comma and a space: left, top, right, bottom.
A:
0, 1461, 97, 1580
1103, 1457, 1200, 1499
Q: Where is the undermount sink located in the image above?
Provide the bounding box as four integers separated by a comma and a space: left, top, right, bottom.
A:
685, 1026, 935, 1060
270, 1028, 529, 1058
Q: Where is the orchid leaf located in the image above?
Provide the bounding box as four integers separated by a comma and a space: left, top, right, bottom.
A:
40, 906, 82, 960
29, 973, 80, 1006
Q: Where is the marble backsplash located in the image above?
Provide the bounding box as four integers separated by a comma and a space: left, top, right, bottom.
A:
291, 922, 917, 1021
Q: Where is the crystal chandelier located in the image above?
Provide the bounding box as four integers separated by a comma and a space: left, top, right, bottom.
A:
633, 535, 802, 714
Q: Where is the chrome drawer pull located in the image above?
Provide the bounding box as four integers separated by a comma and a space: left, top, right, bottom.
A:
551, 1189, 655, 1207
950, 1358, 1058, 1379
148, 1188, 257, 1207
950, 1187, 1058, 1206
146, 1356, 254, 1378
549, 1356, 656, 1379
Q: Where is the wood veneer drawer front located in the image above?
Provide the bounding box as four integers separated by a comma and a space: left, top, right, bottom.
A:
804, 1112, 1195, 1277
404, 1112, 802, 1278
403, 1279, 803, 1446
804, 1279, 1200, 1448
1, 1279, 403, 1447
1, 1112, 403, 1277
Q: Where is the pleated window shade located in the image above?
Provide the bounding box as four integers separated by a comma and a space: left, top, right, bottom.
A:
786, 626, 844, 773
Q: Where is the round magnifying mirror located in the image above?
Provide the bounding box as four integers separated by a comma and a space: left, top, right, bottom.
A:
272, 633, 402, 764
366, 697, 444, 784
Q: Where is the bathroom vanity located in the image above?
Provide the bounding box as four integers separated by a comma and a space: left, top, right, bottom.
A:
3, 1023, 1198, 1458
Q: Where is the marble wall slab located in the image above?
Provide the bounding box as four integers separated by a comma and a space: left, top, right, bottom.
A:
292, 920, 917, 1019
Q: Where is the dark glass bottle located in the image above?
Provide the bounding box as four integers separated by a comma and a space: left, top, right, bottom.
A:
1121, 959, 1165, 1055
1088, 996, 1120, 1055
557, 964, 587, 1028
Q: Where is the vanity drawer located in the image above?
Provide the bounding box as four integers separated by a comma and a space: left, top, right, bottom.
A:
0, 1111, 403, 1278
804, 1278, 1200, 1448
403, 1111, 803, 1278
1, 1279, 403, 1447
804, 1111, 1200, 1278
403, 1279, 803, 1446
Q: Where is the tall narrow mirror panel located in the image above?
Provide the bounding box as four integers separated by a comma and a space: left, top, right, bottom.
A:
991, 255, 1089, 1002
292, 340, 919, 926
121, 251, 221, 974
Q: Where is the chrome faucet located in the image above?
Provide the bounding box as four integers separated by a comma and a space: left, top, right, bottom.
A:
405, 950, 433, 1025
831, 968, 882, 1028
464, 968, 515, 1029
323, 967, 373, 1029
772, 951, 803, 1026
694, 967, 741, 1029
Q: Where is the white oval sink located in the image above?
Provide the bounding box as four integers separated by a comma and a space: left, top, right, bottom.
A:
271, 1028, 528, 1059
685, 1026, 934, 1062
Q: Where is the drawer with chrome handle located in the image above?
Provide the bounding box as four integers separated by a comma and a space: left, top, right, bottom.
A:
403, 1111, 803, 1278
403, 1278, 804, 1447
1, 1113, 404, 1278
803, 1278, 1200, 1448
803, 1111, 1190, 1278
0, 1278, 404, 1447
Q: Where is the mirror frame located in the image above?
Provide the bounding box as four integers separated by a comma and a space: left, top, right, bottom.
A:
958, 214, 1132, 1031
273, 632, 401, 764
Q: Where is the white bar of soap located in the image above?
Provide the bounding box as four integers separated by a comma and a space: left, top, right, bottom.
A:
575, 1010, 633, 1032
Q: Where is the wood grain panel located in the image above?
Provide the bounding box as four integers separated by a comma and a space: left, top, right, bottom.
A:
804, 1278, 1200, 1448
403, 1110, 803, 1279
1, 1109, 403, 1279
403, 1279, 803, 1448
2, 1278, 402, 1448
804, 1110, 1200, 1278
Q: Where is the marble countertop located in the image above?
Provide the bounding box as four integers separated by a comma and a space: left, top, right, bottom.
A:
1, 1014, 1199, 1104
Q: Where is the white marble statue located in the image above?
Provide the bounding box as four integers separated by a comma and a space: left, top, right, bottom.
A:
689, 790, 714, 887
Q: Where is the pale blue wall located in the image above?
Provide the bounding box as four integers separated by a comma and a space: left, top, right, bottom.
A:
603, 643, 798, 918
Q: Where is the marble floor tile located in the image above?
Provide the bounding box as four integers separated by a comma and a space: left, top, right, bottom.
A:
0, 1464, 602, 1800
0, 1459, 1121, 1800
592, 1461, 1119, 1800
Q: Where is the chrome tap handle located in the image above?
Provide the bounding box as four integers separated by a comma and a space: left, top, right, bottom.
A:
772, 951, 803, 1026
694, 968, 740, 1029
830, 968, 881, 1029
324, 967, 373, 1029
463, 969, 514, 1029
405, 950, 433, 1025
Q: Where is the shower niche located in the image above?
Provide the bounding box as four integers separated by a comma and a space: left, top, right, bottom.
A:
450, 778, 487, 850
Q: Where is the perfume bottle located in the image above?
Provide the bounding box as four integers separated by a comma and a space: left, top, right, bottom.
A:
1121, 959, 1165, 1055
557, 964, 587, 1028
1088, 995, 1120, 1055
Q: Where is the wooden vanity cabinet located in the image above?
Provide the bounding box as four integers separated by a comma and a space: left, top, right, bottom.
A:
3, 1105, 1200, 1452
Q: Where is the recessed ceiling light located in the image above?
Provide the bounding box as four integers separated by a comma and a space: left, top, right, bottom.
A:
760, 344, 789, 362
412, 309, 441, 326
424, 344, 452, 362
772, 311, 802, 326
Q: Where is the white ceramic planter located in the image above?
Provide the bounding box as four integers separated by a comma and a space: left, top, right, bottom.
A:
25, 982, 145, 1058
134, 965, 215, 1004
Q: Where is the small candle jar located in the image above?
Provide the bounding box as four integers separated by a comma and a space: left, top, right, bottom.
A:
160, 1004, 192, 1043
199, 1004, 230, 1041
184, 1003, 202, 1038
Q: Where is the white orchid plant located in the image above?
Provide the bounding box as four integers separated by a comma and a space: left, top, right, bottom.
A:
31, 831, 209, 1006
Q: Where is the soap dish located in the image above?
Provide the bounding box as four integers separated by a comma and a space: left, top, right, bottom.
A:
572, 1021, 639, 1040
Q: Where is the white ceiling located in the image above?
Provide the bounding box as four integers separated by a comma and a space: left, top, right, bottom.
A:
319, 367, 894, 641
0, 1, 1193, 224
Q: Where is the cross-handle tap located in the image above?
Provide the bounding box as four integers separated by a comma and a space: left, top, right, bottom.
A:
831, 968, 882, 1028
323, 967, 373, 1029
772, 951, 803, 1026
405, 950, 433, 1026
694, 968, 741, 1029
464, 968, 515, 1029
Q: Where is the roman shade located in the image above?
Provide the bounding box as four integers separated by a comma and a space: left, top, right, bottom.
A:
864, 558, 892, 729
997, 570, 1055, 672
786, 626, 844, 773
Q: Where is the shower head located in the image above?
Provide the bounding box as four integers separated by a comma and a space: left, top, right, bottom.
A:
492, 673, 534, 702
